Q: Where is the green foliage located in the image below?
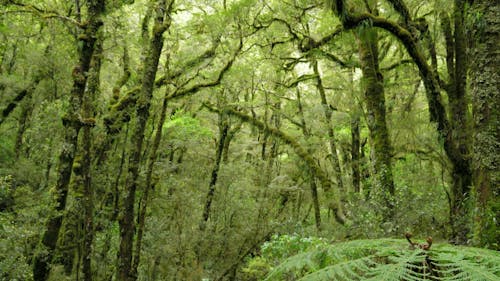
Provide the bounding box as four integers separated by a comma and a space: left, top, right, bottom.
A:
264, 238, 500, 281
163, 110, 212, 145
0, 175, 14, 211
261, 234, 328, 262
0, 137, 15, 164
239, 234, 328, 281
0, 175, 48, 281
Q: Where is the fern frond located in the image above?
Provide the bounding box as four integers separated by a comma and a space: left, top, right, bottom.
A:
431, 245, 500, 281
263, 248, 326, 280
297, 256, 376, 280
265, 238, 500, 281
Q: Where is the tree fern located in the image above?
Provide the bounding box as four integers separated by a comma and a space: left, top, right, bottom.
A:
264, 239, 500, 281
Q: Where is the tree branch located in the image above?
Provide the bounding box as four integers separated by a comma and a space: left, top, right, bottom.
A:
166, 38, 243, 101
381, 59, 413, 71
384, 0, 412, 23
203, 103, 332, 191
332, 2, 450, 141
4, 0, 82, 27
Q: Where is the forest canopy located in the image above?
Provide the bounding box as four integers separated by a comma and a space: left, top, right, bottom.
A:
0, 0, 498, 280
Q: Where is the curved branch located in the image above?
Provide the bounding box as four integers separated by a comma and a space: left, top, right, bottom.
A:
385, 0, 412, 23
155, 40, 220, 87
311, 49, 354, 68
203, 104, 332, 191
4, 1, 83, 27
333, 3, 450, 141
381, 59, 413, 71
0, 89, 28, 125
166, 39, 243, 101
299, 26, 343, 52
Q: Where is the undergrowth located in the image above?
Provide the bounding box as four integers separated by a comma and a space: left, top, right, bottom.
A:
264, 238, 500, 281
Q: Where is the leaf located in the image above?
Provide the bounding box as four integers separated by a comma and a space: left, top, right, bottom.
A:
265, 239, 500, 281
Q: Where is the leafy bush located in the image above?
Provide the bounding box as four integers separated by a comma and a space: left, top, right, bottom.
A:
261, 234, 328, 262
240, 234, 328, 280
0, 176, 48, 281
264, 238, 500, 281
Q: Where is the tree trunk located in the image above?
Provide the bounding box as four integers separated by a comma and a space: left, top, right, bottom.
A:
448, 0, 473, 245
440, 0, 473, 244
356, 28, 395, 223
96, 45, 131, 165
14, 95, 33, 158
117, 1, 171, 280
296, 89, 322, 231
351, 114, 361, 193
222, 122, 241, 163
33, 0, 105, 279
312, 59, 345, 194
470, 0, 500, 249
131, 92, 168, 279
200, 112, 229, 231
81, 30, 103, 281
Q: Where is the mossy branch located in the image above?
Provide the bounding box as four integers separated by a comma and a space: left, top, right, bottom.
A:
385, 0, 412, 23
0, 78, 41, 126
380, 59, 413, 71
4, 0, 83, 27
0, 89, 28, 126
166, 38, 243, 101
112, 45, 131, 98
299, 26, 344, 52
310, 49, 355, 68
332, 0, 451, 144
155, 41, 220, 87
203, 103, 332, 191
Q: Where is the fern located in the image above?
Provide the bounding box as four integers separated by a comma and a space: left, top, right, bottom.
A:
264, 239, 500, 281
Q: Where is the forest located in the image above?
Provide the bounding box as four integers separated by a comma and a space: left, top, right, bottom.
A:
0, 0, 498, 280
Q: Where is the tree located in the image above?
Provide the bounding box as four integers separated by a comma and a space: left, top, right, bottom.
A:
469, 0, 499, 250
355, 24, 395, 224
31, 0, 105, 279
117, 1, 173, 280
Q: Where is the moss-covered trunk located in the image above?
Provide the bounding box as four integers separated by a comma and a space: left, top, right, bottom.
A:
447, 0, 473, 244
470, 0, 500, 249
296, 89, 322, 231
357, 28, 395, 223
32, 1, 105, 280
312, 59, 345, 196
117, 1, 172, 280
351, 114, 361, 193
14, 94, 33, 158
201, 112, 229, 230
81, 30, 103, 281
131, 92, 168, 279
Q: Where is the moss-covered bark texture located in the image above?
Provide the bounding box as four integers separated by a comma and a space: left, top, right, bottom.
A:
32, 1, 105, 280
117, 1, 172, 280
357, 28, 395, 224
470, 1, 500, 250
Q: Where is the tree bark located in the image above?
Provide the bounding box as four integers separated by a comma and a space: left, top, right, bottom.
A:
296, 89, 322, 231
131, 92, 168, 279
0, 79, 39, 127
14, 95, 33, 158
200, 112, 229, 231
351, 114, 361, 193
33, 0, 105, 279
81, 29, 103, 281
446, 0, 473, 245
356, 27, 395, 223
470, 0, 500, 249
312, 59, 345, 195
117, 1, 172, 280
